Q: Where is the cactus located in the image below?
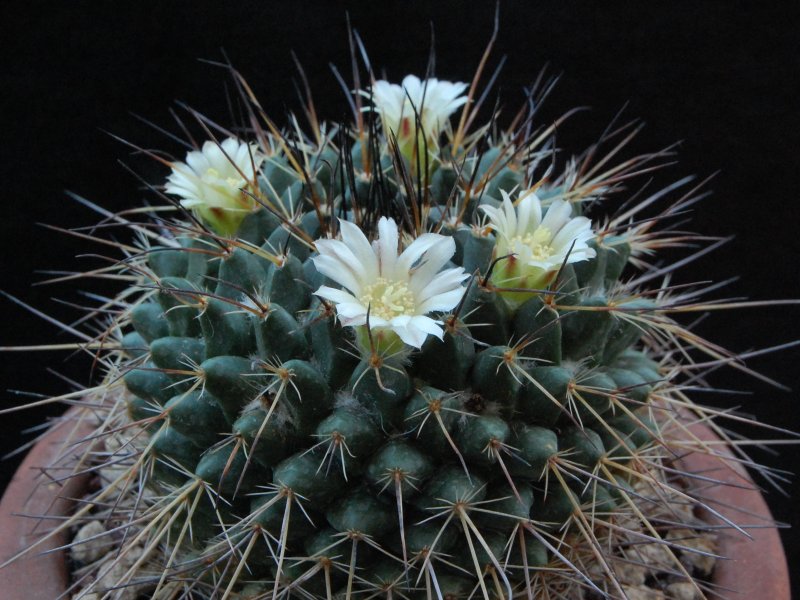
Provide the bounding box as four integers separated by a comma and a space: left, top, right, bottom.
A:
2, 25, 794, 600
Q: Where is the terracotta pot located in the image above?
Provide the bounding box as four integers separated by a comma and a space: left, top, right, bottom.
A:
0, 414, 791, 599
676, 419, 791, 598
0, 411, 94, 600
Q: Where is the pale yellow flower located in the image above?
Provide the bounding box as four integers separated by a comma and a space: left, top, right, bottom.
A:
166, 138, 263, 236
313, 217, 468, 349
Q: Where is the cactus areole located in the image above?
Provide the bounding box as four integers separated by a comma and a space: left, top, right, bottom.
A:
3, 26, 794, 600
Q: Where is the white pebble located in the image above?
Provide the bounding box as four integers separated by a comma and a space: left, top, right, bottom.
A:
70, 521, 108, 564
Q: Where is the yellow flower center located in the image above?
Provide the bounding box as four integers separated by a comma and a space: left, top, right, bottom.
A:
202, 167, 243, 189
360, 277, 416, 321
202, 167, 221, 181
510, 226, 554, 260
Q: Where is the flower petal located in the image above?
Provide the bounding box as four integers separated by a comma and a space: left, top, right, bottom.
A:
375, 217, 400, 277
516, 191, 542, 234
407, 235, 457, 293
311, 250, 364, 296
338, 219, 379, 281
389, 315, 429, 348
316, 236, 373, 280
184, 151, 210, 176
539, 199, 573, 237
415, 266, 469, 302
551, 216, 594, 251
417, 287, 467, 314
314, 285, 361, 307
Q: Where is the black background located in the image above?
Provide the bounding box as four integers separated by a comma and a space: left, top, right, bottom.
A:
2, 0, 798, 593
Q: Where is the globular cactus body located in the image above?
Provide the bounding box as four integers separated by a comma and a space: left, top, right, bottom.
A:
23, 44, 778, 600
116, 94, 672, 597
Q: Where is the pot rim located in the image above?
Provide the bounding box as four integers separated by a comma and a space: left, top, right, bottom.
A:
0, 409, 94, 599
675, 417, 791, 598
0, 410, 791, 598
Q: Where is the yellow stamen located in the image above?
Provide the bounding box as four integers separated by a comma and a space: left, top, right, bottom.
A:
360, 277, 416, 321
510, 226, 554, 260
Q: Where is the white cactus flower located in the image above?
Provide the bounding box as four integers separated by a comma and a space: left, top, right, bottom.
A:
166, 137, 264, 236
368, 75, 468, 163
313, 217, 469, 349
480, 190, 596, 305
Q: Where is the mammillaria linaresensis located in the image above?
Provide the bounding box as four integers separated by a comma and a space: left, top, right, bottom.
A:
113, 69, 702, 596
8, 45, 790, 599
